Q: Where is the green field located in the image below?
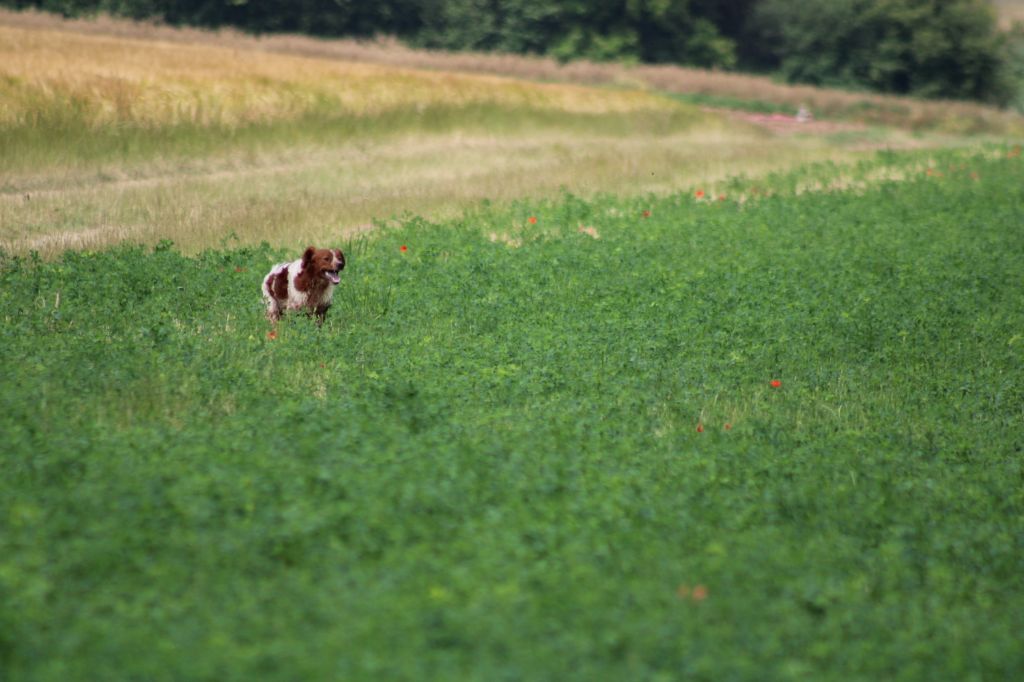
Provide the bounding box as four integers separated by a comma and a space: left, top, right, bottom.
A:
3, 11, 1024, 681
2, 147, 1023, 680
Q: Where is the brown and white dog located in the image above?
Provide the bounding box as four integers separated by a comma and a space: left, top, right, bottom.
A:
262, 246, 345, 324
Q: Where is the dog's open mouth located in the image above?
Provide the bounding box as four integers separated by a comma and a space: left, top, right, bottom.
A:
324, 269, 341, 285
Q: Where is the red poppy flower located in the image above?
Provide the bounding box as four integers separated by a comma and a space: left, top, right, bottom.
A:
717, 195, 726, 202
528, 216, 538, 224
724, 423, 732, 431
770, 379, 781, 388
267, 330, 277, 340
695, 189, 705, 199
400, 245, 408, 252
642, 210, 651, 218
696, 423, 704, 433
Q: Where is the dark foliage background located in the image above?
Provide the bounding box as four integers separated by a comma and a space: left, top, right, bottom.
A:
1, 1, 1020, 106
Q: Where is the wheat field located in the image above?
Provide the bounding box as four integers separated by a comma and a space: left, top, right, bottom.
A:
0, 23, 686, 130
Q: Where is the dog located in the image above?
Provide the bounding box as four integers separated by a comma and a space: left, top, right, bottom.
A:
262, 246, 345, 324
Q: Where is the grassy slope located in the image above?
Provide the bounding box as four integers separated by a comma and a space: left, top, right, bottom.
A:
0, 22, 687, 165
2, 13, 1016, 257
0, 21, 827, 256
2, 148, 1023, 680
3, 8, 1023, 135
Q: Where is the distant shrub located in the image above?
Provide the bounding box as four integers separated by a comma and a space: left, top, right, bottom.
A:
748, 0, 1012, 105
1003, 22, 1024, 111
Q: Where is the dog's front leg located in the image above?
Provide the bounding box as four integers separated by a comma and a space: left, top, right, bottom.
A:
314, 303, 331, 326
265, 298, 282, 323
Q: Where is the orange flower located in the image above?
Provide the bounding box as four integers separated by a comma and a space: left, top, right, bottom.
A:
724, 423, 732, 431
676, 583, 709, 601
400, 245, 408, 252
267, 330, 277, 340
770, 379, 781, 388
642, 210, 651, 218
528, 216, 538, 224
696, 423, 704, 433
695, 189, 705, 199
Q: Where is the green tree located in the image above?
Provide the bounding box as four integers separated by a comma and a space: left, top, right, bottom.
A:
410, 0, 736, 68
750, 0, 1009, 103
1003, 22, 1024, 111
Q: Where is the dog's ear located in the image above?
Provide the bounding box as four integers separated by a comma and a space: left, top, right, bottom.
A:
302, 246, 316, 265
335, 249, 346, 270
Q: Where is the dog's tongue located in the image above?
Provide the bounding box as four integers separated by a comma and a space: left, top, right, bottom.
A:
327, 271, 341, 285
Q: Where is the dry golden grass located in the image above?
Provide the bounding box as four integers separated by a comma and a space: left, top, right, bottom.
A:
4, 125, 891, 257
3, 8, 1022, 135
0, 9, 1012, 259
0, 22, 677, 130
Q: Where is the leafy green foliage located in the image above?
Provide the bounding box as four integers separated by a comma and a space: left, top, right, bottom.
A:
751, 0, 1010, 104
2, 149, 1024, 680
3, 0, 740, 67
1003, 22, 1024, 112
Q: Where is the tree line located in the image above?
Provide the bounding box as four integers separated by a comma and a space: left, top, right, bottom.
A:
3, 0, 1020, 107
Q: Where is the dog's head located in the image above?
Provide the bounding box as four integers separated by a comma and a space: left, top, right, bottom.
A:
302, 246, 346, 285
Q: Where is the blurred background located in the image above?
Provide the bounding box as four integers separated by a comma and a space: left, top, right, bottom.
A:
3, 0, 1022, 110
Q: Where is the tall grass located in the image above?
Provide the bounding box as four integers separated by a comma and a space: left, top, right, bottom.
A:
0, 24, 679, 130
1, 102, 714, 174
0, 21, 702, 173
3, 8, 1023, 135
3, 119, 866, 257
0, 11, 1012, 258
